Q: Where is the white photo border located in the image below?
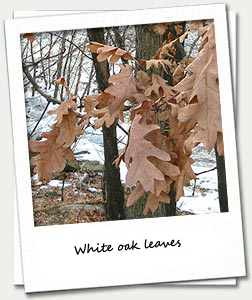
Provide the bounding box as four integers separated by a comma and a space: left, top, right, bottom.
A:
5, 4, 245, 293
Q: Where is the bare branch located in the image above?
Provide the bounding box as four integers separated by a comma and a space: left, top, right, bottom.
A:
195, 166, 217, 176
23, 65, 62, 105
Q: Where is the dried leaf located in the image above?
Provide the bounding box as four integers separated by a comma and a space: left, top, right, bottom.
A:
83, 94, 99, 115
130, 99, 155, 124
125, 114, 171, 193
96, 92, 113, 109
174, 156, 196, 200
175, 24, 223, 153
93, 106, 124, 129
175, 25, 183, 35
23, 33, 35, 43
179, 31, 189, 43
29, 125, 75, 183
188, 20, 204, 31
148, 157, 180, 180
145, 74, 173, 99
143, 192, 170, 215
53, 77, 66, 85
55, 111, 83, 148
173, 64, 184, 85
153, 23, 169, 35
143, 59, 172, 73
167, 32, 174, 41
114, 146, 127, 168
105, 64, 137, 115
136, 70, 151, 90
53, 77, 70, 96
216, 132, 224, 156
126, 182, 145, 207
88, 42, 133, 63
48, 97, 77, 125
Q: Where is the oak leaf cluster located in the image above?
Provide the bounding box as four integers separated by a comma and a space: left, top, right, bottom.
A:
29, 21, 224, 215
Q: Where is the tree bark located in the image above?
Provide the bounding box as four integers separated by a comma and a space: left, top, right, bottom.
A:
87, 28, 125, 220
135, 25, 163, 61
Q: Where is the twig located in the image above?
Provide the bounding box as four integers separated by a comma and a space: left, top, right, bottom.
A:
61, 172, 66, 202
117, 122, 129, 136
192, 178, 197, 196
76, 203, 88, 223
28, 102, 50, 139
23, 65, 83, 118
23, 49, 66, 68
23, 65, 62, 105
51, 33, 94, 62
117, 137, 127, 145
186, 35, 201, 58
195, 166, 217, 176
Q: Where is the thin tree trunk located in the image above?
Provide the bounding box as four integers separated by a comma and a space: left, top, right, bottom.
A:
30, 41, 36, 97
74, 51, 84, 96
87, 27, 125, 220
39, 35, 48, 90
215, 147, 229, 212
129, 24, 173, 218
60, 31, 76, 100
53, 31, 67, 99
69, 49, 80, 91
48, 34, 53, 89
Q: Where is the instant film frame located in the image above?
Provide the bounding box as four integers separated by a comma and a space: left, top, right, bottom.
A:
5, 4, 245, 293
13, 9, 237, 287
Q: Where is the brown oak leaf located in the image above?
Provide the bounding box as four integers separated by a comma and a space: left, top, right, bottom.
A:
105, 64, 137, 115
29, 125, 75, 183
23, 33, 35, 43
143, 192, 170, 215
48, 97, 77, 125
55, 111, 83, 148
126, 182, 145, 207
145, 74, 173, 99
153, 23, 169, 36
124, 114, 171, 193
175, 23, 223, 154
93, 106, 124, 129
136, 70, 151, 90
88, 42, 133, 63
142, 59, 172, 73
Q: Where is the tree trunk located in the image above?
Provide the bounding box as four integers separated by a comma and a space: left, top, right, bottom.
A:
53, 31, 67, 99
87, 28, 125, 220
135, 25, 163, 61
74, 51, 84, 96
126, 24, 173, 218
215, 147, 229, 212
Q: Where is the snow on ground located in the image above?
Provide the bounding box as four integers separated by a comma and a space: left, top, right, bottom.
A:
177, 168, 219, 214
25, 95, 57, 137
73, 133, 104, 163
48, 180, 71, 188
177, 146, 220, 214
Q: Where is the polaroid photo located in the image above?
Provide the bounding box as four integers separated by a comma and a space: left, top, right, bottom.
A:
5, 4, 245, 293
13, 9, 237, 287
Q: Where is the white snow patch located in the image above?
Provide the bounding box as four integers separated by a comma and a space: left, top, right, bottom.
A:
119, 161, 128, 183
48, 180, 71, 188
177, 195, 220, 214
39, 185, 48, 190
73, 134, 104, 164
31, 174, 42, 186
87, 187, 102, 193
